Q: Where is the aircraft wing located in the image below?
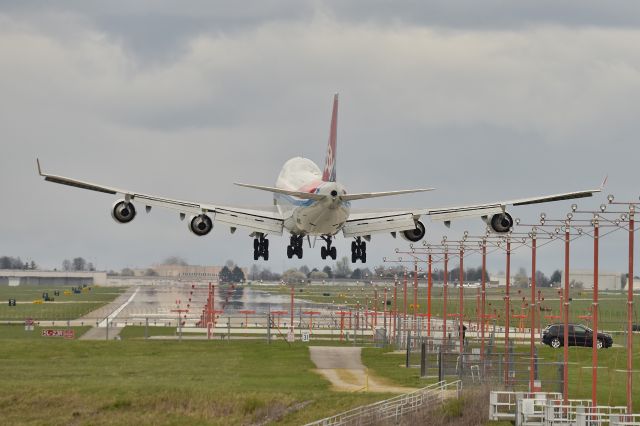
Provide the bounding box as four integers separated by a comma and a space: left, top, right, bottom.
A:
343, 187, 601, 237
37, 160, 284, 235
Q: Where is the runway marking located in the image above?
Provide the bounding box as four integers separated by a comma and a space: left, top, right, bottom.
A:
98, 287, 139, 328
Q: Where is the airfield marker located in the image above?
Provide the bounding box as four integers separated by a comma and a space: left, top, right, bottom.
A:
427, 253, 432, 338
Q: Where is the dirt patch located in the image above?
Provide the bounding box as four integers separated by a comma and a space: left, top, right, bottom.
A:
309, 346, 416, 393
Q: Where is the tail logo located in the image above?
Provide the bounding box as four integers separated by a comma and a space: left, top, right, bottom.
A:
323, 143, 335, 182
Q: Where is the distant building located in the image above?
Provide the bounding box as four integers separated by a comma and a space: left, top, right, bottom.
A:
141, 264, 249, 281
0, 269, 107, 286
492, 273, 515, 287
561, 270, 623, 291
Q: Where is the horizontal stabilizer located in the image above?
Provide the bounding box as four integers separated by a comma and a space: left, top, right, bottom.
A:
341, 188, 434, 202
234, 183, 326, 201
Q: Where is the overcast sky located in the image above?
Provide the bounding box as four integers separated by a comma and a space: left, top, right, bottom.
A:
1, 1, 639, 276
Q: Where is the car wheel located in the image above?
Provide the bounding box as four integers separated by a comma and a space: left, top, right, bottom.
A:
597, 339, 604, 349
551, 337, 561, 348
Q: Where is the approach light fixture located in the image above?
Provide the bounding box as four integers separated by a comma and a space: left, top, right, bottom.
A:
600, 204, 607, 213
607, 194, 614, 203
571, 204, 578, 212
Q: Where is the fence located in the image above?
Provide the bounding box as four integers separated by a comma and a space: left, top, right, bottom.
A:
305, 380, 461, 426
488, 390, 637, 425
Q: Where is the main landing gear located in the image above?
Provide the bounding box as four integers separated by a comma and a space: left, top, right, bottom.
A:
351, 237, 366, 263
320, 236, 337, 260
287, 235, 304, 259
253, 234, 269, 260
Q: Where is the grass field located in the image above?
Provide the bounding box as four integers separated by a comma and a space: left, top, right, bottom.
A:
260, 283, 640, 331
0, 339, 401, 425
0, 324, 91, 339
0, 285, 125, 321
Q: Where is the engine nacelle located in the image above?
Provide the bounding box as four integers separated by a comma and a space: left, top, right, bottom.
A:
489, 212, 513, 233
111, 200, 136, 224
401, 220, 426, 242
189, 214, 213, 236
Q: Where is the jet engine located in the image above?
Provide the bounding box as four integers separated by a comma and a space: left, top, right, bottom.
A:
489, 212, 513, 233
111, 200, 136, 224
189, 214, 213, 236
401, 220, 426, 242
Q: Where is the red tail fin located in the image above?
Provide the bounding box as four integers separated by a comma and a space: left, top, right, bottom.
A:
322, 93, 338, 182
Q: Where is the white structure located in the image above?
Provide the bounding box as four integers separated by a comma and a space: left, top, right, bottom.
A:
0, 270, 107, 286
492, 273, 515, 287
561, 269, 622, 291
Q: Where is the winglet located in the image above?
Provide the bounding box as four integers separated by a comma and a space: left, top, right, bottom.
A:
600, 175, 608, 190
36, 158, 44, 176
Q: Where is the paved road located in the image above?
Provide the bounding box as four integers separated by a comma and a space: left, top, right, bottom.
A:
309, 346, 415, 393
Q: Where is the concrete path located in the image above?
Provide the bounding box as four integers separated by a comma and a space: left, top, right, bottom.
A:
79, 326, 124, 340
309, 346, 416, 393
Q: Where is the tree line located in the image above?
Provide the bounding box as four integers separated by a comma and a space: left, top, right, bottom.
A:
0, 256, 37, 270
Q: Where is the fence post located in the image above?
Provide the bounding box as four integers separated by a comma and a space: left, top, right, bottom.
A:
405, 331, 411, 368
145, 317, 148, 339
438, 347, 444, 382
421, 342, 427, 377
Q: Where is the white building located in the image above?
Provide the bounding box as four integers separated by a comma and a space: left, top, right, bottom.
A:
0, 270, 107, 286
561, 270, 622, 291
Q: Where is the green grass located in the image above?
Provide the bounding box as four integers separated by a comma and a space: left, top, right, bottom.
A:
0, 324, 91, 339
0, 285, 125, 321
0, 339, 397, 425
0, 284, 125, 302
119, 326, 178, 339
261, 284, 640, 331
362, 346, 431, 388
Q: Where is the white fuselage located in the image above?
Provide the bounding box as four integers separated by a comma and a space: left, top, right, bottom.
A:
275, 157, 350, 236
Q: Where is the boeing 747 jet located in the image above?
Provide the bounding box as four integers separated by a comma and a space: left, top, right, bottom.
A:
38, 94, 601, 263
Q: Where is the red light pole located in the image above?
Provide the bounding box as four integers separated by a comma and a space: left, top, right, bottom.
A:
459, 246, 464, 353
403, 268, 408, 332
530, 231, 537, 392
239, 310, 255, 328
427, 253, 433, 337
591, 218, 599, 406
505, 236, 511, 385
481, 239, 486, 360
443, 249, 448, 347
627, 204, 634, 413
413, 262, 418, 333
290, 285, 295, 333
393, 277, 398, 342
563, 220, 571, 405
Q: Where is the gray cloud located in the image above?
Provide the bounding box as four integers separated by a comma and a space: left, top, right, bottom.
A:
0, 3, 638, 274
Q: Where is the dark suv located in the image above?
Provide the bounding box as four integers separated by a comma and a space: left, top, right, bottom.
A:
542, 323, 613, 349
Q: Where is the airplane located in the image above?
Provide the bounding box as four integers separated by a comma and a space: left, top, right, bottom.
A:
37, 94, 602, 263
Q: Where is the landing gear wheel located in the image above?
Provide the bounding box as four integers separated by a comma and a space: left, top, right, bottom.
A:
551, 337, 561, 349
350, 237, 367, 263
287, 235, 304, 259
253, 235, 270, 260
320, 236, 336, 261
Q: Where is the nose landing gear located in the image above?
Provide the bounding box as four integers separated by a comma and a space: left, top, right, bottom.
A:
287, 235, 304, 259
320, 236, 337, 260
253, 234, 269, 260
351, 237, 366, 263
